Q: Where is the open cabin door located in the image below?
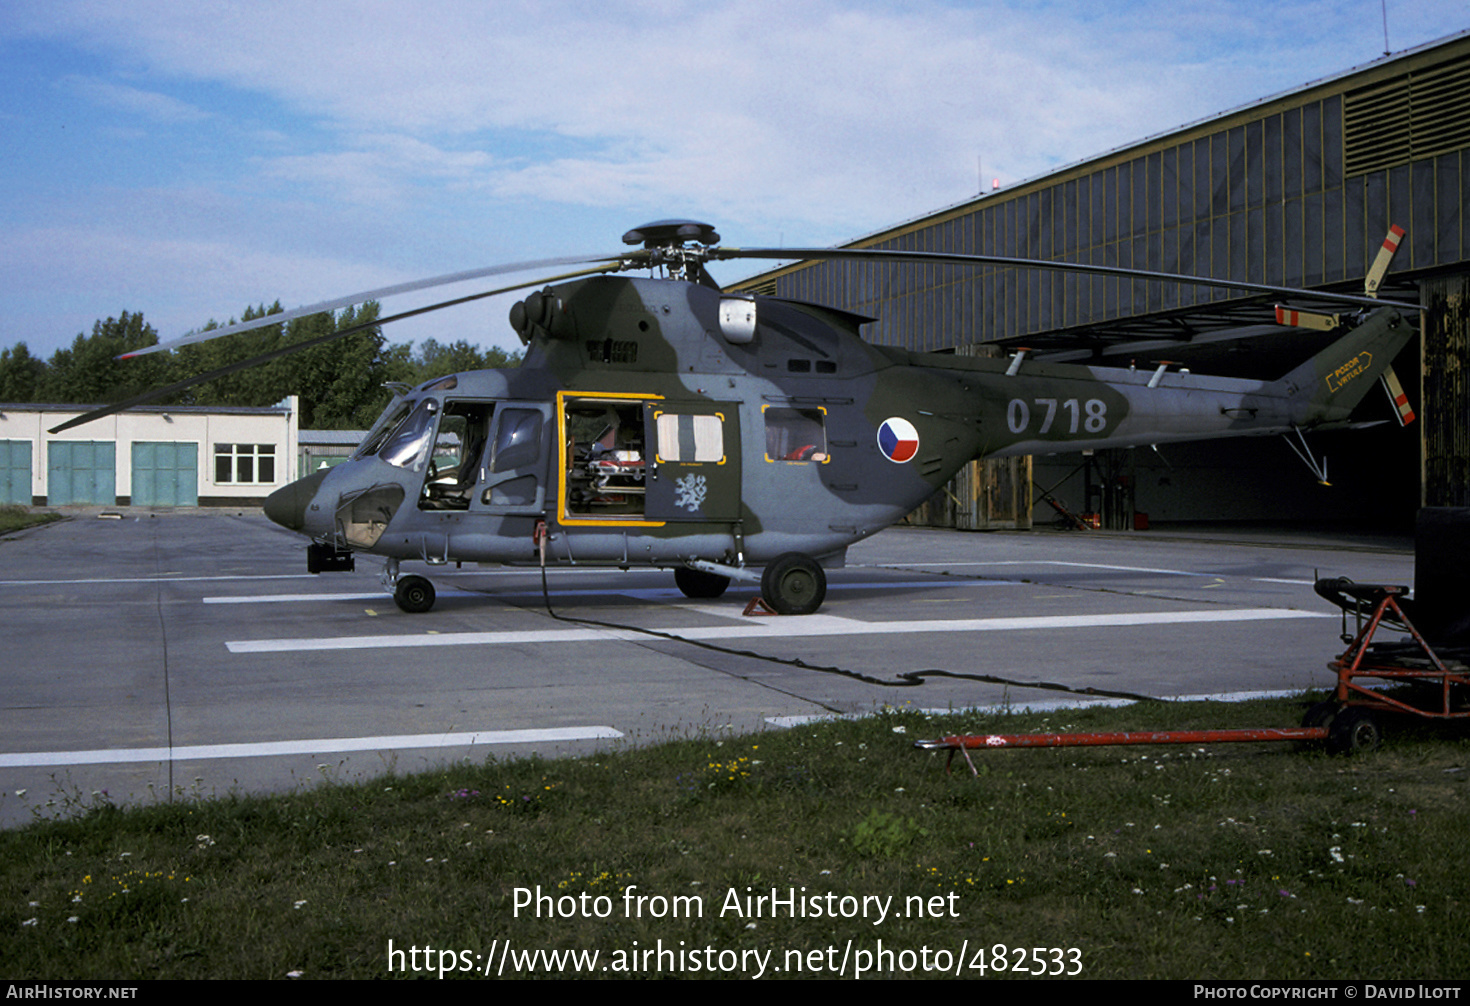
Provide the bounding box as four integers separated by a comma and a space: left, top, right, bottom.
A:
644, 401, 741, 522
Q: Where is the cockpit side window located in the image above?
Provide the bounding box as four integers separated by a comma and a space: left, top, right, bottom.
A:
419, 401, 494, 511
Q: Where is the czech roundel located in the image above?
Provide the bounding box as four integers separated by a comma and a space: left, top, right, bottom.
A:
877, 417, 920, 463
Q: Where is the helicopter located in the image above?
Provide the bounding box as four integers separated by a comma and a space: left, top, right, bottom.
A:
56, 219, 1419, 615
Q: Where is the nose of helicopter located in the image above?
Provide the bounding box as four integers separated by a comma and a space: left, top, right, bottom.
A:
263, 469, 329, 531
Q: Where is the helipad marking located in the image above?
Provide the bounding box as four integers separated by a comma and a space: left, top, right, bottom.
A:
203, 579, 1018, 605
873, 560, 1216, 577
0, 573, 317, 587
205, 590, 474, 605
226, 607, 1329, 653
0, 726, 623, 769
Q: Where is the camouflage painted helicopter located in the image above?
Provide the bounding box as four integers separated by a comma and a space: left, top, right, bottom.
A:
64, 220, 1418, 615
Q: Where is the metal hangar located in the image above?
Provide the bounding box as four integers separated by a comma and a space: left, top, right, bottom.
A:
735, 31, 1470, 531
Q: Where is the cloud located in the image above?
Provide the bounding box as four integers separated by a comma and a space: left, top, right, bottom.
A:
12, 0, 1364, 236
5, 0, 1467, 355
58, 74, 210, 122
261, 134, 498, 205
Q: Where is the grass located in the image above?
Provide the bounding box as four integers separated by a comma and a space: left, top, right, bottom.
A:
2, 695, 1467, 980
0, 505, 62, 534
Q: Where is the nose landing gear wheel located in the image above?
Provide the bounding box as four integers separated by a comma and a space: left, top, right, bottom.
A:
394, 575, 436, 614
760, 552, 826, 615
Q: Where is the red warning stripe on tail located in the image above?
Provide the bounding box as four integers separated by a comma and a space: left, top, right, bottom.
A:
1382, 224, 1406, 254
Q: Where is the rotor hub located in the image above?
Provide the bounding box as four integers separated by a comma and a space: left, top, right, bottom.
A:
620, 219, 721, 281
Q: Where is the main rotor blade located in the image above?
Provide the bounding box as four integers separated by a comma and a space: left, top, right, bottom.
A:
710, 246, 1422, 313
123, 251, 629, 358
49, 262, 617, 435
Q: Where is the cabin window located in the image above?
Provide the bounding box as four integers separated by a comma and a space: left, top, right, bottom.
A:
763, 406, 828, 462
654, 412, 723, 463
491, 408, 543, 473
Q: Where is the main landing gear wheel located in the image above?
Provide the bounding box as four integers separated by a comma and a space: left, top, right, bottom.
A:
675, 567, 730, 599
760, 552, 826, 615
394, 575, 436, 614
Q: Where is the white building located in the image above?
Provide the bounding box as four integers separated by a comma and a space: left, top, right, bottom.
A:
0, 398, 298, 506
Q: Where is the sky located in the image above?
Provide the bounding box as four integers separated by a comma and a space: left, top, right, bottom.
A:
2, 0, 1467, 360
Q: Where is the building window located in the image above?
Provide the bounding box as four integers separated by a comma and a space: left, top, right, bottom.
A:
215, 443, 277, 484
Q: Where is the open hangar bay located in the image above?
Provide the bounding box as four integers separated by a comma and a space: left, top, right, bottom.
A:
0, 508, 1412, 827
737, 32, 1470, 534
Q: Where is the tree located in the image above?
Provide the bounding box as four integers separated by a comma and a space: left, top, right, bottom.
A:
408, 338, 520, 382
38, 312, 174, 404
0, 303, 524, 424
173, 302, 288, 409
0, 343, 45, 402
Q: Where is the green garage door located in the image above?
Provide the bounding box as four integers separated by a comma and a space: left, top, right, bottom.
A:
131, 442, 198, 506
47, 441, 116, 505
1, 440, 31, 504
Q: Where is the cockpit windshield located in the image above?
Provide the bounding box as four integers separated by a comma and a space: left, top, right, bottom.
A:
355, 399, 414, 459
378, 399, 440, 471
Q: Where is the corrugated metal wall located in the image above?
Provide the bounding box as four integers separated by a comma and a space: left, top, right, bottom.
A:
760, 37, 1470, 522
779, 64, 1470, 350
1422, 274, 1470, 506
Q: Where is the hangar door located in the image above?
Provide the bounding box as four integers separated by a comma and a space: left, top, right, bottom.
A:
1, 440, 31, 504
47, 441, 116, 505
131, 442, 198, 506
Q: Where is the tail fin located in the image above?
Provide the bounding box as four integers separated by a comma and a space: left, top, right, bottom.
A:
1274, 307, 1414, 426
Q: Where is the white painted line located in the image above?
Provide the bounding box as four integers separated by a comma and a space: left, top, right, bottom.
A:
205, 590, 475, 605
206, 592, 386, 605
1251, 577, 1315, 585
0, 573, 317, 586
226, 607, 1329, 654
0, 726, 624, 769
873, 560, 1217, 577
203, 579, 1018, 606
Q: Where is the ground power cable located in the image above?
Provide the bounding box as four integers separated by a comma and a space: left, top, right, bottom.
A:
150, 518, 176, 799
532, 554, 1163, 706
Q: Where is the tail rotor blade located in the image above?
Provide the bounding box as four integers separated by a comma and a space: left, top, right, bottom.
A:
1381, 366, 1416, 426
1364, 224, 1406, 299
